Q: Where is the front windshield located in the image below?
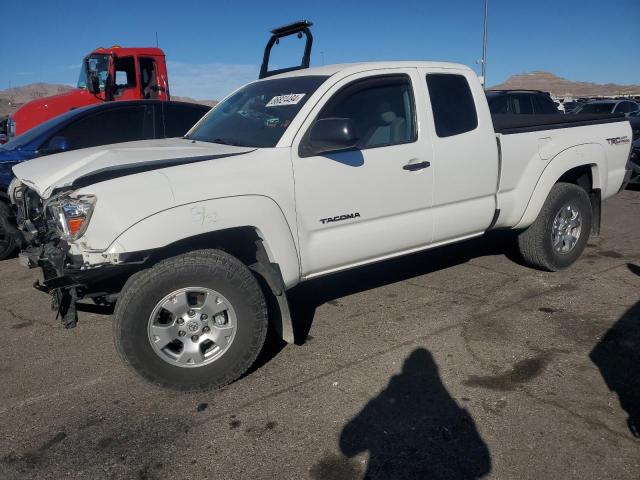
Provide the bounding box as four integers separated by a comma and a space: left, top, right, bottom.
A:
188, 75, 328, 148
77, 54, 110, 90
576, 103, 615, 114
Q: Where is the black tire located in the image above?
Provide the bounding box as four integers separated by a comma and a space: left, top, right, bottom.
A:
113, 249, 268, 391
0, 202, 18, 261
517, 182, 592, 271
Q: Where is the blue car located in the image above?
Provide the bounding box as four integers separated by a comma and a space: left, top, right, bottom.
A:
0, 100, 210, 259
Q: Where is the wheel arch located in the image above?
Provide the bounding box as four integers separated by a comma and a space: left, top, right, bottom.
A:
104, 196, 299, 344
106, 195, 300, 286
515, 143, 605, 230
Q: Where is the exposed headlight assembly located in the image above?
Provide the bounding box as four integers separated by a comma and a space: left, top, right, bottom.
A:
47, 194, 97, 240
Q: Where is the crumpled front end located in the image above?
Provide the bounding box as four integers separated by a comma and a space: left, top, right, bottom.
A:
12, 182, 140, 328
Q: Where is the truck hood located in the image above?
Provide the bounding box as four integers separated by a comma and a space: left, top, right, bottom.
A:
12, 138, 255, 199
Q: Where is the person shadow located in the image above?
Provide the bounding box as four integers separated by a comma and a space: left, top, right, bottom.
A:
311, 348, 491, 479
589, 263, 640, 439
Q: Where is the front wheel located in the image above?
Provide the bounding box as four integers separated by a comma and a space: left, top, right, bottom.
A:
113, 249, 268, 391
517, 182, 592, 271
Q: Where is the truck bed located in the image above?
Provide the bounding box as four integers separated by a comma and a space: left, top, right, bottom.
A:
492, 113, 628, 135
493, 114, 632, 230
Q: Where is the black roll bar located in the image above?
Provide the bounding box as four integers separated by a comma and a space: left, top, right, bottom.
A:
259, 20, 314, 79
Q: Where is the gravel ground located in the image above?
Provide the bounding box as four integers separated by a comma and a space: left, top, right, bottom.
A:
0, 188, 639, 480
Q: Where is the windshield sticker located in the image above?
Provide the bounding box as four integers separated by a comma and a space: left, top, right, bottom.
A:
266, 93, 306, 107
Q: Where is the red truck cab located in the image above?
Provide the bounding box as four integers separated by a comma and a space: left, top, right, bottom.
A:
8, 46, 170, 137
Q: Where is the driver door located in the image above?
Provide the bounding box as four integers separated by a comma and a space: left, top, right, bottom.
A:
291, 69, 434, 278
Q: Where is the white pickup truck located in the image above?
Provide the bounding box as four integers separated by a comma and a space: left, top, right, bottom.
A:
9, 57, 633, 390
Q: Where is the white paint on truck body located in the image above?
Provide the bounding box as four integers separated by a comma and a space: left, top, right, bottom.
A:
12, 61, 632, 289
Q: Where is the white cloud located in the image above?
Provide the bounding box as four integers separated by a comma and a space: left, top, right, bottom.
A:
167, 61, 258, 101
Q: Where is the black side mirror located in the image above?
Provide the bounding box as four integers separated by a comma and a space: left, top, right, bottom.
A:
301, 118, 358, 157
45, 136, 69, 153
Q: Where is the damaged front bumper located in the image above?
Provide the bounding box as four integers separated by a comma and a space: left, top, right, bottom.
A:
20, 242, 145, 328
12, 182, 148, 328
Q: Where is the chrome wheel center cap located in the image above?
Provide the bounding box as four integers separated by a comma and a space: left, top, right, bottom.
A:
186, 320, 201, 333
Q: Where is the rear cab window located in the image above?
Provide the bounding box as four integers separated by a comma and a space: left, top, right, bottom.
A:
426, 74, 478, 137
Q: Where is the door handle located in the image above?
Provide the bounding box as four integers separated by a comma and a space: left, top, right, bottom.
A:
403, 161, 431, 171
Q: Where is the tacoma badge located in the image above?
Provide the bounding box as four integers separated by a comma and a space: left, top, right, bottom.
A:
320, 212, 361, 224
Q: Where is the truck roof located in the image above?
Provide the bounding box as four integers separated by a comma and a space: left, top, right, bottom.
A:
266, 61, 472, 80
91, 46, 165, 57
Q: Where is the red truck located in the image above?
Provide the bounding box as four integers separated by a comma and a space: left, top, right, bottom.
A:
6, 46, 170, 138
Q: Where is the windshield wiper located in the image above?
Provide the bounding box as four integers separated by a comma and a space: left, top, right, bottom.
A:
195, 137, 251, 147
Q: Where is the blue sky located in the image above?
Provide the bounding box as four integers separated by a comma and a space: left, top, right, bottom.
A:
2, 0, 638, 99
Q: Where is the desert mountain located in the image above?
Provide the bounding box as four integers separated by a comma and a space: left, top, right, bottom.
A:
0, 83, 74, 116
0, 83, 217, 117
489, 71, 640, 98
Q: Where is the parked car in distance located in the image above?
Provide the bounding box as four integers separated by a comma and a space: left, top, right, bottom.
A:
0, 100, 210, 260
0, 117, 8, 144
629, 138, 640, 185
627, 110, 640, 141
562, 101, 581, 114
572, 99, 639, 116
486, 90, 560, 114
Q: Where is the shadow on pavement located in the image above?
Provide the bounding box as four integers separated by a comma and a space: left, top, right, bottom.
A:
289, 230, 521, 343
590, 263, 640, 439
311, 348, 492, 479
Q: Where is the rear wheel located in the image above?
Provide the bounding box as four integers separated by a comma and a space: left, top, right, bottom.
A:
0, 202, 18, 261
517, 182, 592, 271
113, 249, 268, 391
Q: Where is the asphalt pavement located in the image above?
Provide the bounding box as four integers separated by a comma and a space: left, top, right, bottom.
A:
1, 188, 639, 480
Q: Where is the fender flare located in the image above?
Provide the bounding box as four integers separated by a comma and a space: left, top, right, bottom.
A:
106, 195, 301, 288
514, 144, 605, 229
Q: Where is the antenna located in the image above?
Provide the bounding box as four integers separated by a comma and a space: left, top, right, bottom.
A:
155, 32, 159, 48
481, 0, 489, 89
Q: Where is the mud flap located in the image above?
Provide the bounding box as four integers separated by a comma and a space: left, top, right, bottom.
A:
249, 240, 294, 344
